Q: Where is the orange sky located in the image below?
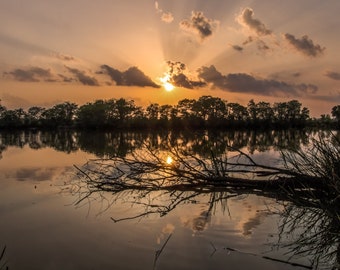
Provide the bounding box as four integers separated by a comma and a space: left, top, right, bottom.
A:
1, 0, 340, 117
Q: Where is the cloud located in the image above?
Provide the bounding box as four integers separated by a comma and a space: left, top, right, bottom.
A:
65, 66, 99, 86
58, 74, 74, 82
1, 93, 29, 109
52, 52, 75, 61
308, 92, 340, 103
166, 61, 205, 89
284, 33, 325, 57
155, 1, 174, 23
238, 8, 272, 36
231, 45, 244, 52
325, 71, 340, 81
257, 40, 270, 51
100, 65, 160, 88
5, 67, 54, 82
269, 71, 302, 81
197, 65, 318, 97
243, 36, 254, 45
180, 11, 219, 42
161, 12, 174, 23
4, 65, 98, 85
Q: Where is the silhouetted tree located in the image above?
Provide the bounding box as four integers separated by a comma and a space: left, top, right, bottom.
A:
0, 96, 334, 130
192, 96, 227, 128
41, 102, 77, 127
227, 103, 249, 123
0, 109, 26, 128
76, 100, 108, 128
27, 106, 46, 127
332, 105, 340, 128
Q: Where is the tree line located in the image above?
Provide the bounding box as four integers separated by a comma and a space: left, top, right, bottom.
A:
0, 95, 339, 129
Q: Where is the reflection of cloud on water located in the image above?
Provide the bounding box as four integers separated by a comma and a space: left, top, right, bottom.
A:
226, 195, 276, 237
4, 166, 73, 182
191, 210, 211, 232
181, 209, 211, 234
157, 223, 175, 244
177, 195, 272, 236
242, 211, 270, 236
162, 223, 175, 234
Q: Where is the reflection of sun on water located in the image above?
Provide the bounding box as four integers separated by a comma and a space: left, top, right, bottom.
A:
166, 156, 173, 165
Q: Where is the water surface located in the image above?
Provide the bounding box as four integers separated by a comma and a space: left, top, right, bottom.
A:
0, 130, 337, 269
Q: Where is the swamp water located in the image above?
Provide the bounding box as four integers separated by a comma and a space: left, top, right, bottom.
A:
0, 130, 338, 270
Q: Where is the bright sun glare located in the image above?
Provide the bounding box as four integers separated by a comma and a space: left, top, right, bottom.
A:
166, 156, 173, 165
160, 74, 175, 92
164, 82, 174, 92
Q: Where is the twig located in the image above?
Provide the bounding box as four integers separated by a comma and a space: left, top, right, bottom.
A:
0, 245, 7, 270
153, 234, 172, 269
210, 242, 217, 257
224, 246, 312, 269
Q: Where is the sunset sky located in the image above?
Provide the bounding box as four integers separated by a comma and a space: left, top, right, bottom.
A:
1, 0, 340, 117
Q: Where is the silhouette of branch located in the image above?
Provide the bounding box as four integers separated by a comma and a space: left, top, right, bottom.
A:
153, 234, 172, 270
68, 135, 340, 269
0, 245, 7, 270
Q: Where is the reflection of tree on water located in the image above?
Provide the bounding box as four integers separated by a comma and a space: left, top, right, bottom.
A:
0, 245, 8, 270
0, 129, 313, 159
70, 133, 340, 269
69, 177, 339, 268
276, 199, 340, 269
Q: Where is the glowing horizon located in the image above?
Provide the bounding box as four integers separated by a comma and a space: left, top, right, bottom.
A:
0, 0, 339, 117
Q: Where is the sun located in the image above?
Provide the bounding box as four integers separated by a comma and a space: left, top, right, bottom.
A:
160, 74, 175, 92
166, 156, 173, 165
163, 82, 174, 92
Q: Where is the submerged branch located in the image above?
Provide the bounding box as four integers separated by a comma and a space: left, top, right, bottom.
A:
68, 134, 340, 269
73, 141, 333, 203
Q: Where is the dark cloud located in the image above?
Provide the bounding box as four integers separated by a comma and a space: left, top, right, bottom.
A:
284, 33, 325, 57
166, 61, 205, 89
269, 71, 303, 81
124, 67, 160, 87
100, 65, 160, 88
65, 66, 99, 86
325, 71, 340, 81
308, 92, 340, 103
53, 52, 75, 61
257, 40, 270, 51
243, 36, 254, 45
5, 67, 53, 82
239, 8, 272, 36
58, 74, 74, 82
197, 65, 318, 97
231, 45, 244, 52
180, 11, 219, 41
